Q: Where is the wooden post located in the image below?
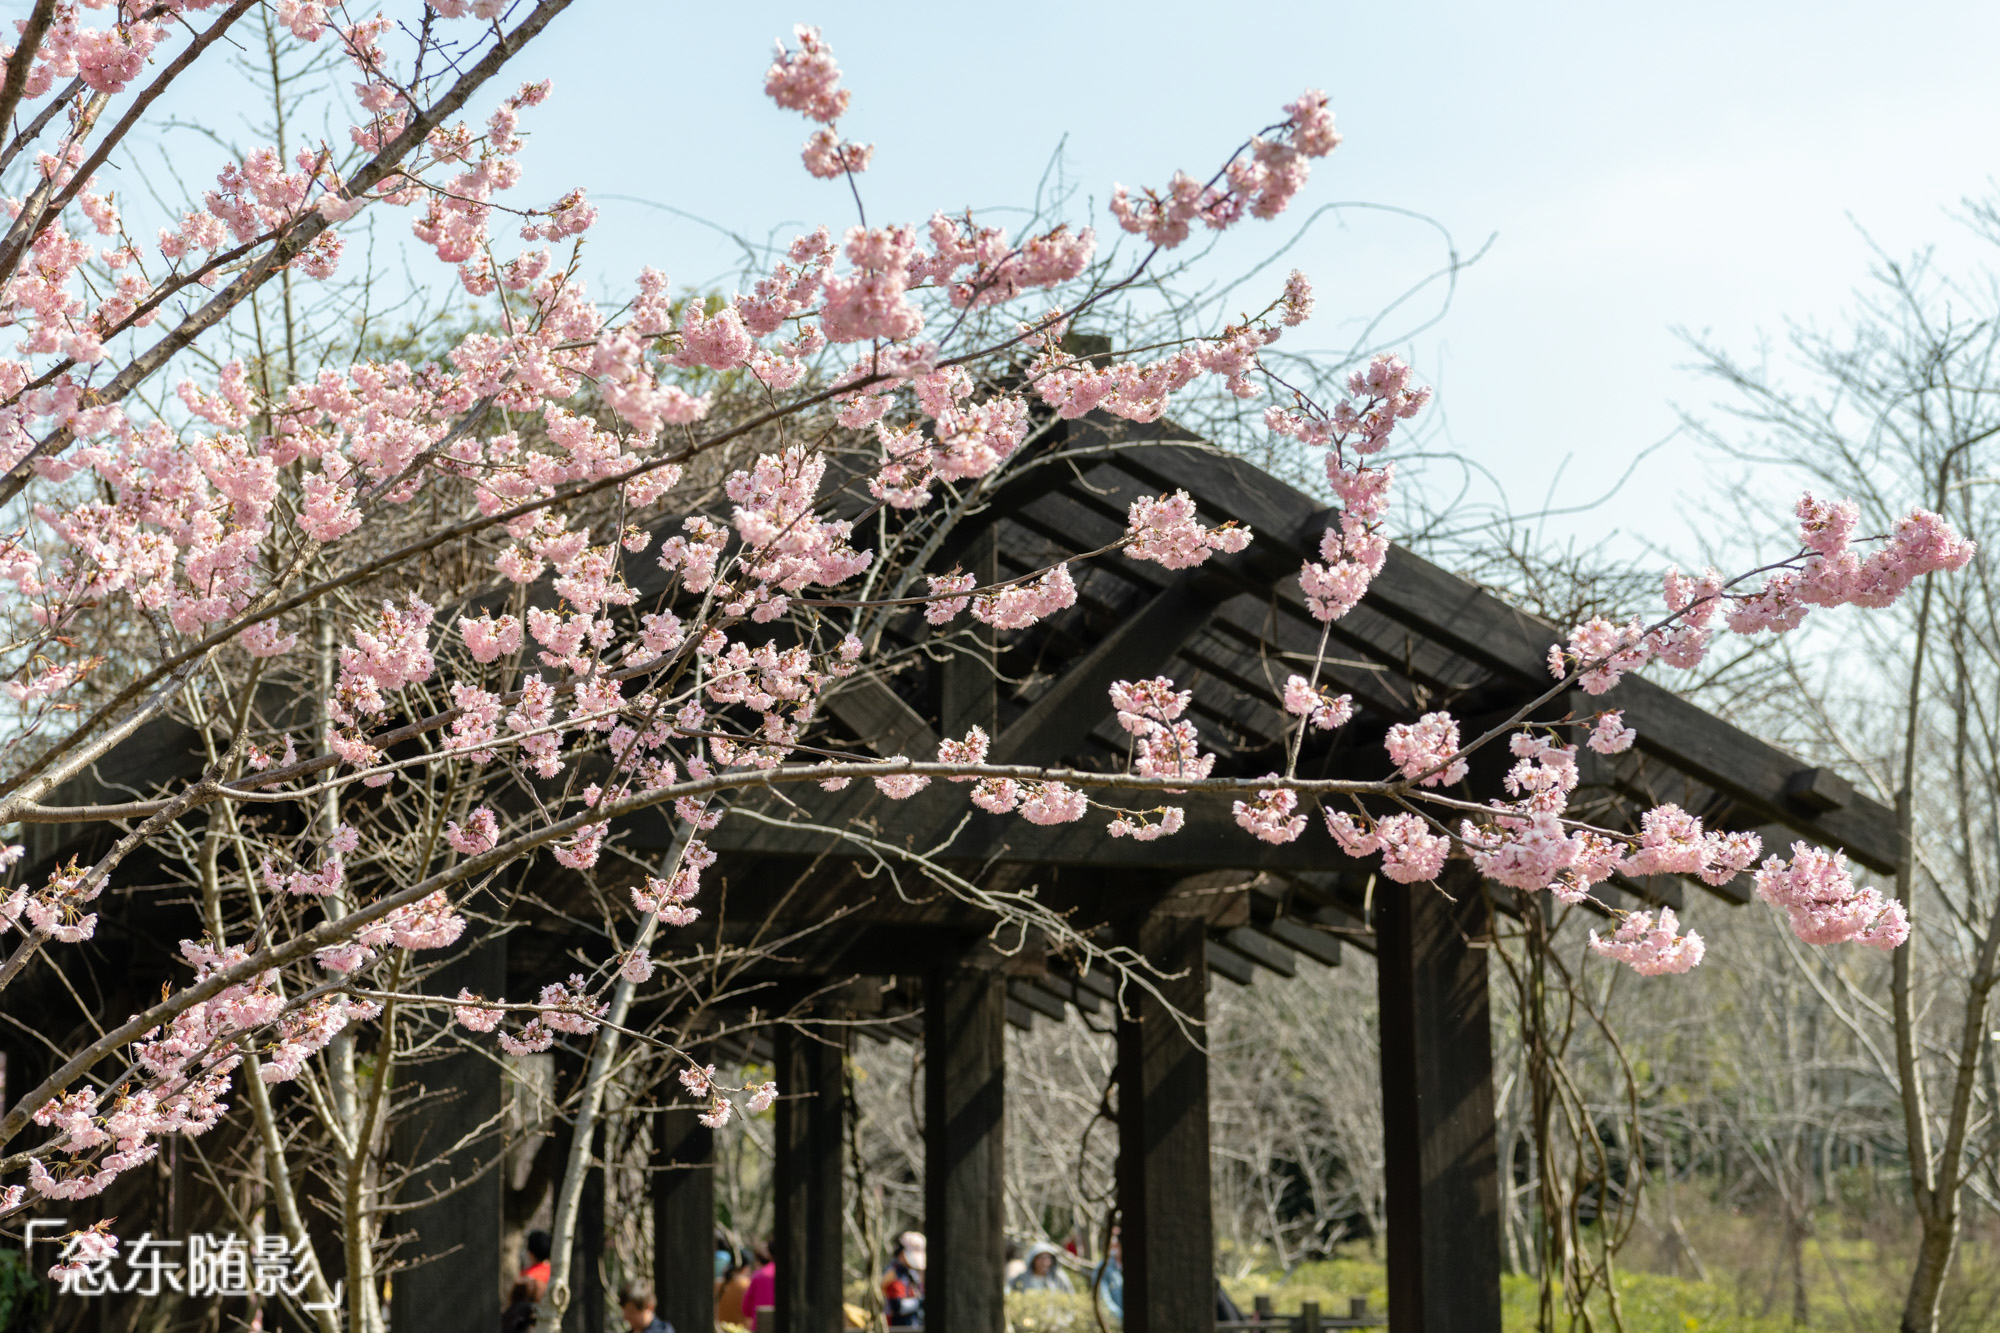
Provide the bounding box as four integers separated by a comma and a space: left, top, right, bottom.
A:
925, 965, 1008, 1333
653, 1104, 715, 1333
775, 1024, 845, 1333
1375, 867, 1501, 1331
389, 936, 505, 1329
1115, 906, 1214, 1333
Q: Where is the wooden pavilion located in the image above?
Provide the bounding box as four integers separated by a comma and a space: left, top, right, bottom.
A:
9, 417, 1897, 1333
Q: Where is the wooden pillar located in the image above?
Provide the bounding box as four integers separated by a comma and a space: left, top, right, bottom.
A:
1376, 868, 1501, 1332
1115, 907, 1214, 1333
654, 1104, 715, 1333
390, 935, 505, 1330
925, 965, 1008, 1333
774, 1025, 845, 1333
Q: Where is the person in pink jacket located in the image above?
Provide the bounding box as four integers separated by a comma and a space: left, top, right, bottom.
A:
741, 1242, 777, 1331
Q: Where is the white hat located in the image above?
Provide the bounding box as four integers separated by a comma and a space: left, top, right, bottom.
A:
897, 1231, 927, 1271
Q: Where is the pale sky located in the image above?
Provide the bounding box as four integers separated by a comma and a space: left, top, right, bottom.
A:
505, 0, 2000, 559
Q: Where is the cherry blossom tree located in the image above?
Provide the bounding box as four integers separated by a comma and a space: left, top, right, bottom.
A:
0, 6, 1976, 1327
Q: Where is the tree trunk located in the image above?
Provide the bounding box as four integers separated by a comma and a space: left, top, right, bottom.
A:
1902, 1206, 1959, 1333
1785, 1206, 1809, 1327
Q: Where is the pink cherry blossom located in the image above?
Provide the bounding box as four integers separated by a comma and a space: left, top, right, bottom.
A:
1281, 675, 1353, 731
970, 564, 1076, 630
1754, 843, 1910, 949
1587, 711, 1637, 755
1109, 677, 1192, 734
926, 571, 977, 623
1384, 712, 1468, 787
49, 1226, 118, 1281
1589, 908, 1706, 976
1375, 814, 1452, 884
454, 990, 504, 1032
875, 771, 930, 799
1124, 489, 1253, 569
764, 25, 851, 124
1280, 270, 1315, 326
802, 128, 873, 179
1234, 783, 1306, 844
937, 727, 989, 778
1018, 782, 1088, 825
1107, 807, 1186, 840
971, 777, 1021, 813
820, 226, 925, 344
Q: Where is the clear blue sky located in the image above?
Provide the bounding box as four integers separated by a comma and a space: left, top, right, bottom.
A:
88, 1, 1991, 561
499, 1, 2000, 556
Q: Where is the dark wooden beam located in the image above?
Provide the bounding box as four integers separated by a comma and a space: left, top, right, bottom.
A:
925, 966, 1009, 1333
991, 574, 1220, 766
1009, 977, 1071, 1021
1116, 906, 1216, 1333
653, 1105, 715, 1333
941, 526, 1000, 742
1256, 915, 1343, 968
1219, 925, 1296, 977
773, 1025, 845, 1333
823, 674, 942, 760
1376, 865, 1501, 1333
1204, 938, 1256, 985
1110, 443, 1901, 874
388, 936, 505, 1333
706, 792, 1358, 872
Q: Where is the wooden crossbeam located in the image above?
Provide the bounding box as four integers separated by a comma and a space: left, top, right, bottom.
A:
991, 573, 1222, 766
1256, 915, 1344, 968
1109, 444, 1900, 874
1205, 938, 1257, 985
822, 673, 942, 760
1220, 925, 1297, 977
1008, 978, 1070, 1021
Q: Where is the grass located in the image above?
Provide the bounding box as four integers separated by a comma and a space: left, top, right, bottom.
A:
1218, 1257, 1818, 1332
996, 1256, 1802, 1332
996, 1194, 2000, 1332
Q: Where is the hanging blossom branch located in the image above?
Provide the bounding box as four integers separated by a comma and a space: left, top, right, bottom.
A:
0, 14, 1975, 1286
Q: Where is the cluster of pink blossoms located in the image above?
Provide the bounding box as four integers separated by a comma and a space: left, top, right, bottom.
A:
1286, 356, 1431, 623
1282, 675, 1354, 731
1324, 810, 1452, 883
1109, 91, 1342, 248
313, 890, 466, 975
20, 938, 377, 1205
1094, 677, 1214, 834
1550, 495, 1976, 696
0, 854, 101, 943
1588, 908, 1706, 976
923, 212, 1096, 310
1124, 490, 1254, 569
1028, 322, 1288, 425
1384, 712, 1469, 787
764, 25, 872, 180
1236, 784, 1309, 845
1754, 843, 1909, 949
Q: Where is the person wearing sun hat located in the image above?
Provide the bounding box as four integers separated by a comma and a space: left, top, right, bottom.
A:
882, 1230, 926, 1326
